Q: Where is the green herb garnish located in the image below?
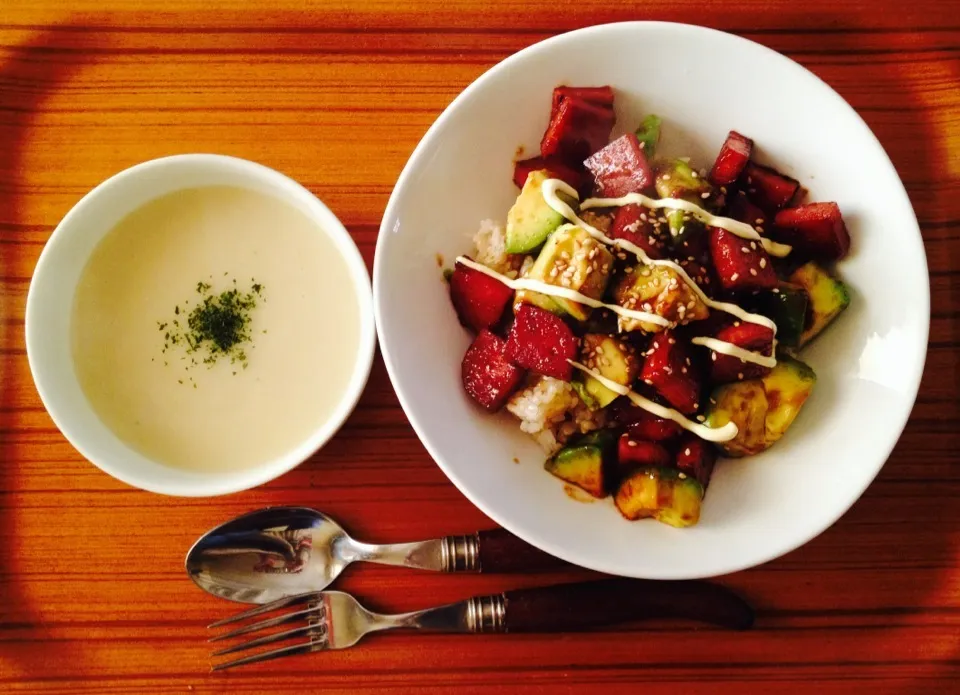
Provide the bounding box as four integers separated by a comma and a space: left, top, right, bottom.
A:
159, 277, 263, 372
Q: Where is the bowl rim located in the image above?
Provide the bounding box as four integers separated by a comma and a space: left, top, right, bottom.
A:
26, 153, 377, 497
374, 21, 929, 577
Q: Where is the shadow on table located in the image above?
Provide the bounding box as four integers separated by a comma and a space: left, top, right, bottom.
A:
729, 27, 960, 693
0, 24, 102, 681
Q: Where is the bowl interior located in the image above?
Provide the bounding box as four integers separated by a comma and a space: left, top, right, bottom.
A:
375, 22, 928, 578
26, 155, 376, 497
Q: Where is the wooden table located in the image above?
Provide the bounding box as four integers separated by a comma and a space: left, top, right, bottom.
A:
2, 2, 958, 692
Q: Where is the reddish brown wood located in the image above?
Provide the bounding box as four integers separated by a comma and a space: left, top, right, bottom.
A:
477, 528, 568, 573
502, 578, 754, 632
1, 2, 958, 692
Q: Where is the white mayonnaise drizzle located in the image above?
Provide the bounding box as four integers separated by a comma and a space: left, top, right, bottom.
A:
581, 193, 792, 258
455, 256, 670, 327
691, 336, 777, 369
569, 361, 738, 442
540, 178, 777, 370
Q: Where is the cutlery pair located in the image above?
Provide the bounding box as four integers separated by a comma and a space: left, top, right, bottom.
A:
188, 507, 754, 670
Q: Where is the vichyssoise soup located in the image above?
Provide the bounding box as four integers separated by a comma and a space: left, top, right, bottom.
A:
71, 185, 361, 472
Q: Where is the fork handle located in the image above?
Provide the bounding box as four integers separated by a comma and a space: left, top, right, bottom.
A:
500, 578, 754, 632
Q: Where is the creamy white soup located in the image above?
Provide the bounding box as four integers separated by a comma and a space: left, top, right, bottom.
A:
71, 185, 361, 472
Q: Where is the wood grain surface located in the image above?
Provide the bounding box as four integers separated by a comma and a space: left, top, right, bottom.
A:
1, 1, 958, 692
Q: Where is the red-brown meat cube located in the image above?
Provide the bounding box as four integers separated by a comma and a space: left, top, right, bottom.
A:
772, 202, 851, 260
610, 203, 666, 259
550, 85, 615, 120
461, 330, 525, 412
709, 130, 753, 186
540, 97, 616, 164
640, 331, 701, 414
449, 260, 514, 332
618, 433, 672, 469
584, 133, 654, 197
740, 162, 800, 211
725, 190, 769, 229
512, 156, 587, 191
675, 435, 717, 489
627, 409, 683, 442
505, 304, 579, 381
708, 227, 778, 293
707, 321, 775, 384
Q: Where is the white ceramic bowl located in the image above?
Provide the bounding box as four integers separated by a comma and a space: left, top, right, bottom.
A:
26, 154, 376, 497
375, 22, 929, 578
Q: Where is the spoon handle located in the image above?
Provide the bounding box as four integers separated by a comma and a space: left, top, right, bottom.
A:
436, 529, 567, 572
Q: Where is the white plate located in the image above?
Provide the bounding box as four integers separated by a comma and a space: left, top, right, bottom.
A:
374, 22, 928, 578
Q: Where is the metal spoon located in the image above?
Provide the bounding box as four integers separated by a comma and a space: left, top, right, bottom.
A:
185, 506, 565, 604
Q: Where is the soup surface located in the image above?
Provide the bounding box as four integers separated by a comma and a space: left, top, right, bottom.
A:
72, 185, 361, 472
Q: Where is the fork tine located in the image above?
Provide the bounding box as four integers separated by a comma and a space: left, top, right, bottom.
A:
207, 593, 316, 629
208, 605, 322, 643
211, 640, 321, 672
212, 623, 322, 656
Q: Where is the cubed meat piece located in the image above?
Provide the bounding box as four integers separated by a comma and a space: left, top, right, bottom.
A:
707, 321, 775, 384
618, 433, 672, 469
724, 190, 769, 229
449, 260, 514, 332
610, 204, 666, 259
627, 409, 683, 442
461, 330, 525, 412
640, 331, 702, 414
709, 130, 753, 186
583, 133, 654, 197
740, 162, 800, 211
551, 85, 615, 120
505, 304, 579, 381
772, 202, 850, 260
708, 227, 778, 293
675, 435, 717, 489
512, 156, 587, 191
540, 97, 616, 164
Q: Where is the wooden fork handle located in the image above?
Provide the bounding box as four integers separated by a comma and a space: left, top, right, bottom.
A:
501, 578, 755, 632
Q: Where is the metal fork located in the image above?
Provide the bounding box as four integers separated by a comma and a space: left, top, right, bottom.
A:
208, 577, 754, 670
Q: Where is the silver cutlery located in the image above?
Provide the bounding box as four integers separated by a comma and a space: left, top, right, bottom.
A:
186, 506, 564, 604
208, 578, 754, 671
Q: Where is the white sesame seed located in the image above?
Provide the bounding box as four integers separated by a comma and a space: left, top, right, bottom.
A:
750, 242, 757, 250
746, 176, 753, 184
681, 367, 687, 374
760, 258, 767, 268
644, 378, 653, 385
696, 415, 706, 422
628, 440, 637, 447
756, 226, 764, 233
684, 448, 691, 456
662, 174, 671, 180
711, 352, 717, 361
750, 268, 758, 276
772, 288, 780, 294
700, 191, 710, 199
734, 321, 741, 327
755, 218, 765, 225
741, 246, 750, 254
730, 272, 740, 282
691, 171, 699, 179
738, 372, 744, 379
678, 472, 688, 479
693, 402, 700, 409
668, 338, 676, 345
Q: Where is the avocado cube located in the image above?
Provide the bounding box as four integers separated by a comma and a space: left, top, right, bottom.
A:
654, 158, 719, 242
705, 354, 816, 457
505, 170, 566, 255
545, 430, 616, 498
579, 334, 639, 407
757, 282, 808, 348
515, 224, 614, 321
614, 466, 704, 528
788, 262, 851, 347
613, 264, 709, 333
